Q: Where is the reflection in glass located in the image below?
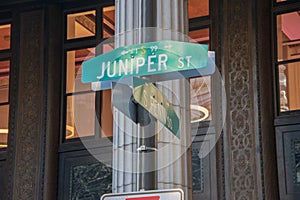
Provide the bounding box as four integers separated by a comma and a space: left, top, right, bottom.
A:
293, 140, 300, 184
66, 48, 95, 94
0, 105, 9, 148
101, 90, 113, 137
189, 29, 210, 45
192, 144, 204, 192
0, 24, 10, 50
67, 10, 96, 40
103, 6, 115, 38
66, 93, 96, 139
0, 60, 10, 104
279, 62, 300, 112
277, 11, 300, 61
188, 0, 209, 18
189, 28, 211, 122
190, 76, 211, 122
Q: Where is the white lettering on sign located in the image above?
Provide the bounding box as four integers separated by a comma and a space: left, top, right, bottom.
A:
136, 57, 145, 74
158, 54, 168, 70
118, 59, 128, 76
96, 54, 193, 80
147, 55, 156, 72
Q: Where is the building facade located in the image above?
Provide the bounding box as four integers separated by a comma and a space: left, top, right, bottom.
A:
0, 0, 299, 199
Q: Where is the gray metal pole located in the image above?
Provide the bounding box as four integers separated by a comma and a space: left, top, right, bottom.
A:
137, 0, 157, 190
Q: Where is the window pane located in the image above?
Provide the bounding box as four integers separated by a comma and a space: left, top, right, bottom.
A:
277, 11, 300, 61
103, 6, 115, 38
0, 24, 10, 51
189, 28, 210, 45
276, 0, 299, 2
67, 10, 96, 40
0, 60, 9, 103
0, 105, 9, 148
101, 90, 113, 137
66, 93, 95, 139
188, 0, 209, 18
66, 48, 95, 94
189, 28, 211, 122
190, 76, 211, 122
278, 61, 300, 112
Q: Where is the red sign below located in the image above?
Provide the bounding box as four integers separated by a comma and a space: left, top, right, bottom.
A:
101, 188, 183, 200
126, 196, 160, 200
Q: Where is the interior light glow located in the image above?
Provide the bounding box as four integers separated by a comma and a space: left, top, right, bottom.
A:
0, 129, 8, 134
66, 125, 75, 139
190, 104, 209, 123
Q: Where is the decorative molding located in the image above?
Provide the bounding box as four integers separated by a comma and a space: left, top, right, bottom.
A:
223, 0, 258, 199
7, 10, 45, 200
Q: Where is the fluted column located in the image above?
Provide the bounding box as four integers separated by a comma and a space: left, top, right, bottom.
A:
155, 1, 192, 199
113, 0, 152, 193
113, 0, 192, 199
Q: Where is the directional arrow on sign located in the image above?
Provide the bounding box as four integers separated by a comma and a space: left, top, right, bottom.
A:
82, 40, 209, 83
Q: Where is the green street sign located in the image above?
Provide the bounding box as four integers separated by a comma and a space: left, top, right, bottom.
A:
82, 40, 208, 83
133, 77, 180, 138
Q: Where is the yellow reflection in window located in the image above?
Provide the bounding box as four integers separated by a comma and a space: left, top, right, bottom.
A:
278, 62, 300, 112
0, 24, 11, 50
0, 60, 10, 104
103, 6, 115, 38
0, 105, 9, 148
189, 28, 210, 45
66, 48, 95, 94
190, 76, 211, 122
67, 10, 96, 40
66, 93, 96, 139
188, 0, 209, 19
277, 11, 300, 61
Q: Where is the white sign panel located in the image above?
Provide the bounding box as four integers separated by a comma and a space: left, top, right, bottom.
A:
101, 189, 184, 200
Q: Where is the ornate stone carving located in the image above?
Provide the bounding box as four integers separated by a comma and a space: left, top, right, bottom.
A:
224, 0, 258, 199
7, 10, 45, 200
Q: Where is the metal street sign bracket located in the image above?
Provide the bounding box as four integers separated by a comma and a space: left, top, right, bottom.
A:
137, 145, 158, 152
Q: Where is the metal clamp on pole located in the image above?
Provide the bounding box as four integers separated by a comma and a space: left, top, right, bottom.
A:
137, 145, 157, 152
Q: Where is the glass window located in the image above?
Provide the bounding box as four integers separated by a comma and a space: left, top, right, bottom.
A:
67, 10, 96, 40
190, 76, 211, 122
103, 6, 115, 38
64, 6, 115, 141
0, 60, 10, 103
0, 105, 9, 148
276, 0, 299, 2
66, 48, 95, 94
0, 24, 10, 51
189, 28, 211, 122
276, 10, 300, 113
276, 11, 300, 61
188, 0, 209, 18
189, 28, 210, 45
0, 59, 10, 149
66, 93, 96, 139
65, 48, 96, 139
278, 61, 300, 112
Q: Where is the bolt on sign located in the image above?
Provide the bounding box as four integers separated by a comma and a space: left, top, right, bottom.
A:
100, 189, 184, 200
82, 40, 208, 83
